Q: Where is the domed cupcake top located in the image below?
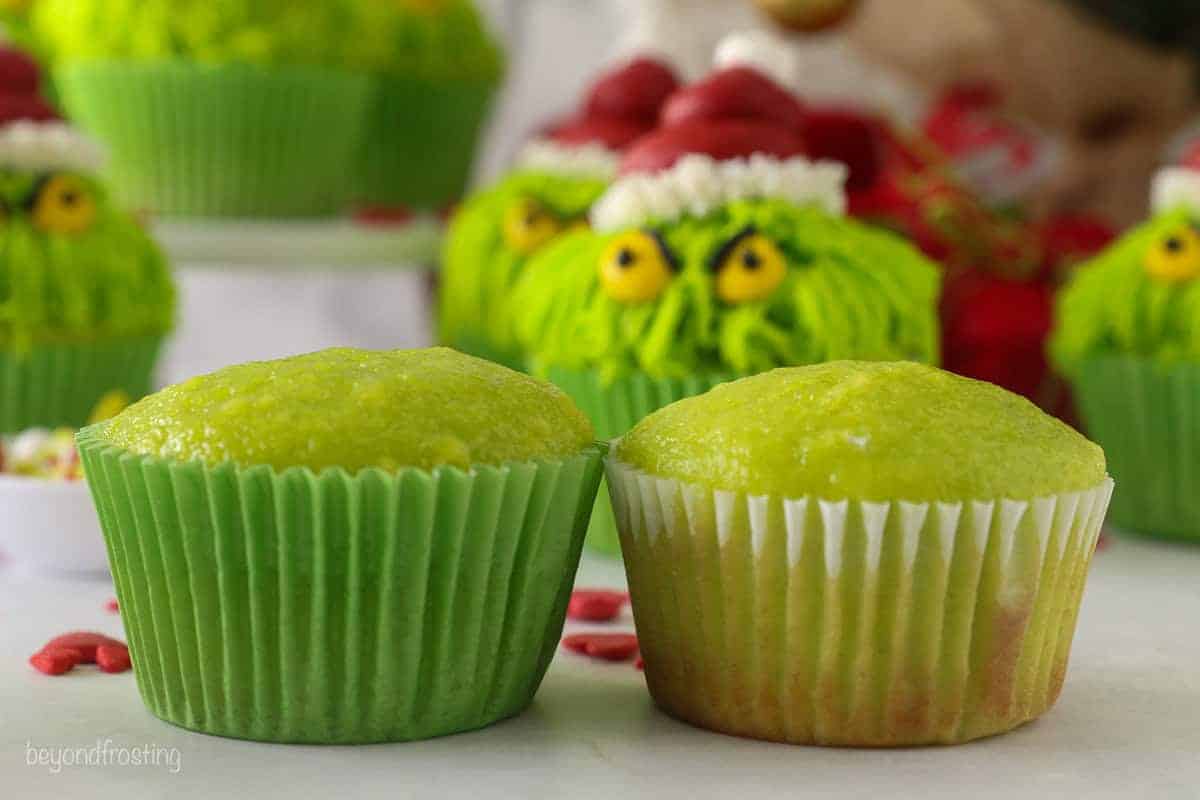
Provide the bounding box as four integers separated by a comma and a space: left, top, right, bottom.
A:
98, 347, 595, 473
1052, 168, 1200, 373
616, 361, 1106, 501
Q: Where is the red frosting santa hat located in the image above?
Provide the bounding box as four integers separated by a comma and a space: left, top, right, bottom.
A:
591, 31, 848, 232
0, 47, 105, 173
516, 55, 680, 181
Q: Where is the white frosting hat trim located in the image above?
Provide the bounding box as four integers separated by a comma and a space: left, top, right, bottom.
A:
0, 120, 106, 173
714, 30, 798, 87
590, 153, 848, 232
1151, 167, 1200, 214
516, 139, 620, 181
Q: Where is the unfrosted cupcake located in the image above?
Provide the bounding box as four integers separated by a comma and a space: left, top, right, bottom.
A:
1051, 167, 1200, 541
512, 41, 939, 555
440, 55, 679, 368
33, 1, 374, 217
78, 347, 604, 743
609, 361, 1112, 746
353, 0, 506, 212
0, 48, 173, 431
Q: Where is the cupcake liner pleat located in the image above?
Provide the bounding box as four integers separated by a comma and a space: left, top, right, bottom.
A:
1072, 356, 1200, 541
56, 62, 370, 218
78, 429, 604, 744
0, 336, 162, 432
356, 75, 499, 210
607, 458, 1113, 746
547, 367, 731, 557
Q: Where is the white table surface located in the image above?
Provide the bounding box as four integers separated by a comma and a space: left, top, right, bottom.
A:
2, 532, 1199, 799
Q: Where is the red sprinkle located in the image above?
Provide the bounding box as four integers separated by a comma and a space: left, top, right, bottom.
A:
104, 598, 119, 614
43, 632, 124, 663
562, 632, 639, 662
95, 643, 132, 674
567, 589, 628, 622
30, 648, 82, 676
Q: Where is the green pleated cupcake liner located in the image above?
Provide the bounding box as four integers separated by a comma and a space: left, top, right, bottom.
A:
55, 61, 370, 218
77, 428, 605, 744
1071, 356, 1200, 541
607, 458, 1113, 746
355, 74, 499, 210
0, 335, 162, 433
546, 367, 732, 557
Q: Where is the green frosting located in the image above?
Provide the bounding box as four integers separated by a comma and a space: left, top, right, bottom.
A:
97, 347, 595, 473
0, 169, 174, 348
513, 198, 942, 383
31, 0, 382, 69
1051, 208, 1200, 374
617, 360, 1107, 501
440, 169, 610, 365
357, 0, 505, 80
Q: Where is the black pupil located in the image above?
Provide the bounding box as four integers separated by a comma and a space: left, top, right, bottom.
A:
1166, 236, 1184, 253
61, 191, 77, 207
741, 249, 761, 270
617, 248, 635, 268
525, 212, 539, 226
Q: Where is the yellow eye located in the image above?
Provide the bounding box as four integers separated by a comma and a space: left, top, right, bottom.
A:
598, 230, 675, 304
33, 174, 96, 235
714, 230, 787, 304
1145, 225, 1200, 283
503, 197, 563, 256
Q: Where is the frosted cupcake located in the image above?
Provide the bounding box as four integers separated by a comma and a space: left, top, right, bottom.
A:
1052, 167, 1200, 541
78, 347, 604, 743
512, 40, 940, 555
440, 55, 679, 368
0, 48, 173, 431
353, 0, 506, 212
609, 361, 1112, 746
33, 1, 374, 217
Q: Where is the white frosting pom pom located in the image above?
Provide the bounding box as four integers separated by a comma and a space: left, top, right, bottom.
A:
1151, 167, 1200, 214
714, 30, 799, 86
590, 154, 847, 232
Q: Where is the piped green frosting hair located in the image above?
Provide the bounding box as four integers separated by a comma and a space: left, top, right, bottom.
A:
1051, 207, 1200, 375
31, 0, 382, 69
0, 171, 174, 349
513, 198, 941, 382
440, 168, 610, 367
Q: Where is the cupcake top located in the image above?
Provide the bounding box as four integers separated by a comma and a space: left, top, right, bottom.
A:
96, 347, 595, 473
1052, 168, 1200, 374
616, 361, 1106, 502
0, 48, 173, 348
31, 1, 378, 69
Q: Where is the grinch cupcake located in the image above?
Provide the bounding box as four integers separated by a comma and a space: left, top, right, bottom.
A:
32, 1, 374, 217
512, 40, 940, 555
354, 0, 505, 212
1051, 167, 1200, 541
440, 55, 679, 368
609, 361, 1112, 746
77, 347, 604, 744
0, 49, 173, 431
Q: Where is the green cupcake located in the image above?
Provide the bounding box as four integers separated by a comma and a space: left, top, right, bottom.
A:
1051, 167, 1200, 541
513, 155, 941, 555
441, 161, 611, 369
78, 347, 604, 744
0, 92, 174, 430
610, 361, 1111, 746
353, 0, 505, 211
33, 1, 377, 217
